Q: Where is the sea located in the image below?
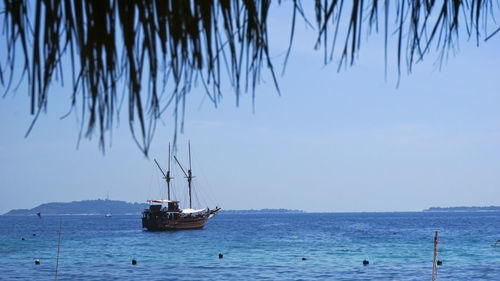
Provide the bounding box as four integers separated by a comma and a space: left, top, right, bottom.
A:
0, 212, 498, 280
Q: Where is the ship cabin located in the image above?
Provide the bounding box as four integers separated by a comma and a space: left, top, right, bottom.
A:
166, 200, 180, 212
143, 199, 182, 220
146, 199, 180, 211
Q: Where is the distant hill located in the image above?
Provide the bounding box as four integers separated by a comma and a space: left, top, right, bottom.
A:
4, 199, 148, 215
423, 206, 500, 212
4, 200, 304, 216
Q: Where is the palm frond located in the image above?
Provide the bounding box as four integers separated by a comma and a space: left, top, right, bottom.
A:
0, 0, 498, 155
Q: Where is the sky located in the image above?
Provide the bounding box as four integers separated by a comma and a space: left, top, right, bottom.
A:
1, 3, 500, 214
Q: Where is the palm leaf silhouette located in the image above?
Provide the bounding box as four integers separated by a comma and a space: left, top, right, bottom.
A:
1, 0, 498, 155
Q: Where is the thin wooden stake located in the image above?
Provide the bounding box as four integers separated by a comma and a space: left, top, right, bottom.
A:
55, 218, 62, 281
432, 230, 438, 281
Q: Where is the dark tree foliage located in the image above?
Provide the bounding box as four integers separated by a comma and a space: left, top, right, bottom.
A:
1, 0, 498, 155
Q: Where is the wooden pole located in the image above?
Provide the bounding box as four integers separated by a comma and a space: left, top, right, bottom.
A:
167, 143, 171, 201
154, 159, 171, 201
188, 141, 192, 209
55, 219, 62, 281
432, 230, 438, 281
174, 144, 194, 209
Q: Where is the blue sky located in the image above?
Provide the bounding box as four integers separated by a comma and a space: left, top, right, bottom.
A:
1, 3, 499, 213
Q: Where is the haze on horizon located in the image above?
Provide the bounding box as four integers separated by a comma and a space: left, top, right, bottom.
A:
1, 3, 499, 215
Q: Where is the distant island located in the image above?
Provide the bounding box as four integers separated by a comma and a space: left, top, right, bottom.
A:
423, 206, 500, 212
3, 200, 303, 215
4, 199, 148, 215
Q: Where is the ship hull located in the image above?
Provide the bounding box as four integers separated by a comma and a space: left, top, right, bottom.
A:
142, 207, 220, 231
142, 216, 208, 231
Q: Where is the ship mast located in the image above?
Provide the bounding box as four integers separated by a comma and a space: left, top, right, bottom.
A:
154, 143, 173, 201
174, 141, 194, 209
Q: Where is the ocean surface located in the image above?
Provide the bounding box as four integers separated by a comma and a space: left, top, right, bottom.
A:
0, 212, 499, 280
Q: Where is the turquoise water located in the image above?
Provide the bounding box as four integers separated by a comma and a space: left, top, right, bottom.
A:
0, 212, 499, 280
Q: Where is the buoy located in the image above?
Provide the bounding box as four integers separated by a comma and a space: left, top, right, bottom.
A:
363, 259, 369, 265
437, 260, 442, 266
21, 237, 25, 241
218, 253, 223, 259
131, 259, 137, 265
35, 259, 40, 265
301, 257, 307, 261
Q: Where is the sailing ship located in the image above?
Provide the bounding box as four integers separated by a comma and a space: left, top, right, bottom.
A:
142, 142, 220, 230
